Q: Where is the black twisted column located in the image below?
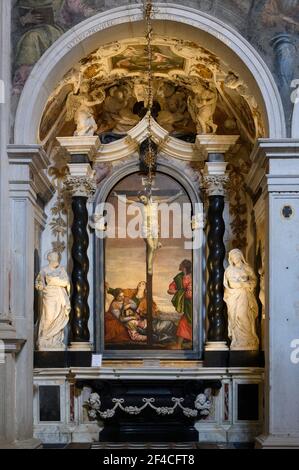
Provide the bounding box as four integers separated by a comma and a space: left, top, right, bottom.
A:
206, 187, 227, 341
65, 173, 96, 347
204, 173, 229, 365
71, 195, 90, 342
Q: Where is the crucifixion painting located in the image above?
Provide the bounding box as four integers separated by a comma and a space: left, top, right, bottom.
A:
114, 189, 184, 275
103, 172, 194, 352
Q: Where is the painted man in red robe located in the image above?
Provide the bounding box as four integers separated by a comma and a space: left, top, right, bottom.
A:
167, 259, 192, 349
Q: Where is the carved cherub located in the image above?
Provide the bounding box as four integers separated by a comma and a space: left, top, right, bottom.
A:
66, 81, 105, 136
187, 83, 218, 134
224, 71, 257, 109
101, 84, 139, 133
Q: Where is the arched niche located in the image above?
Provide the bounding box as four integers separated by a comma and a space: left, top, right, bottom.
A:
93, 155, 204, 359
14, 3, 286, 145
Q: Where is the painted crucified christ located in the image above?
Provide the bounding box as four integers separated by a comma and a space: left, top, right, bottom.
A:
114, 190, 184, 275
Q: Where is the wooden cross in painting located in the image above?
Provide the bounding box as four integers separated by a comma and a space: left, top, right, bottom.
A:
113, 187, 183, 347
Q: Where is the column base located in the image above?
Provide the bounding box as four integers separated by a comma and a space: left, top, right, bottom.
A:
204, 342, 229, 367
68, 342, 92, 351
255, 434, 299, 449
205, 341, 229, 351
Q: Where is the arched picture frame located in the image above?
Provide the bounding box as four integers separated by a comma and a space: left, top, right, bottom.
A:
94, 158, 204, 359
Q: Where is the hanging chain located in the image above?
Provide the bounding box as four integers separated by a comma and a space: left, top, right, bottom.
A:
143, 0, 155, 197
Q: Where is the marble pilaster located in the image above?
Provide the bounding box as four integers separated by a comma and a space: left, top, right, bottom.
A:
247, 139, 299, 449
4, 145, 53, 447
0, 0, 11, 322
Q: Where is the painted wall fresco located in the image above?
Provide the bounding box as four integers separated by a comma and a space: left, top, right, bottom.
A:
111, 45, 185, 73
11, 1, 299, 131
12, 0, 100, 94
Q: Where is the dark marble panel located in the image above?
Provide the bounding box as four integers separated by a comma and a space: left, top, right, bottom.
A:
34, 350, 92, 367
204, 350, 229, 367
237, 383, 259, 421
229, 350, 264, 367
39, 385, 61, 422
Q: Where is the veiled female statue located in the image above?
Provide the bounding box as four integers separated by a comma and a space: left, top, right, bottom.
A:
224, 249, 259, 351
35, 251, 71, 350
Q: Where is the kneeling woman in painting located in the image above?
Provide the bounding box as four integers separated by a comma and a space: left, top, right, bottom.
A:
168, 259, 192, 349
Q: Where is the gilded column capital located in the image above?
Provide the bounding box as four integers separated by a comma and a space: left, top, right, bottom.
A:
203, 174, 229, 197
64, 174, 96, 198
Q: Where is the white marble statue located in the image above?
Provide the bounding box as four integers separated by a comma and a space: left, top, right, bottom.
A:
187, 82, 218, 134
35, 252, 71, 351
224, 249, 259, 351
66, 81, 105, 136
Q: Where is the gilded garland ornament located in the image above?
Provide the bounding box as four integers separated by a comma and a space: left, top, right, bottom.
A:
48, 153, 69, 254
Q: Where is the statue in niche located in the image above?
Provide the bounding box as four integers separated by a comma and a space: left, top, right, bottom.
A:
224, 249, 259, 351
187, 83, 218, 134
35, 251, 71, 350
66, 80, 105, 136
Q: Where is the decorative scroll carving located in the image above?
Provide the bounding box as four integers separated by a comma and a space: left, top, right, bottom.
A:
85, 389, 213, 420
